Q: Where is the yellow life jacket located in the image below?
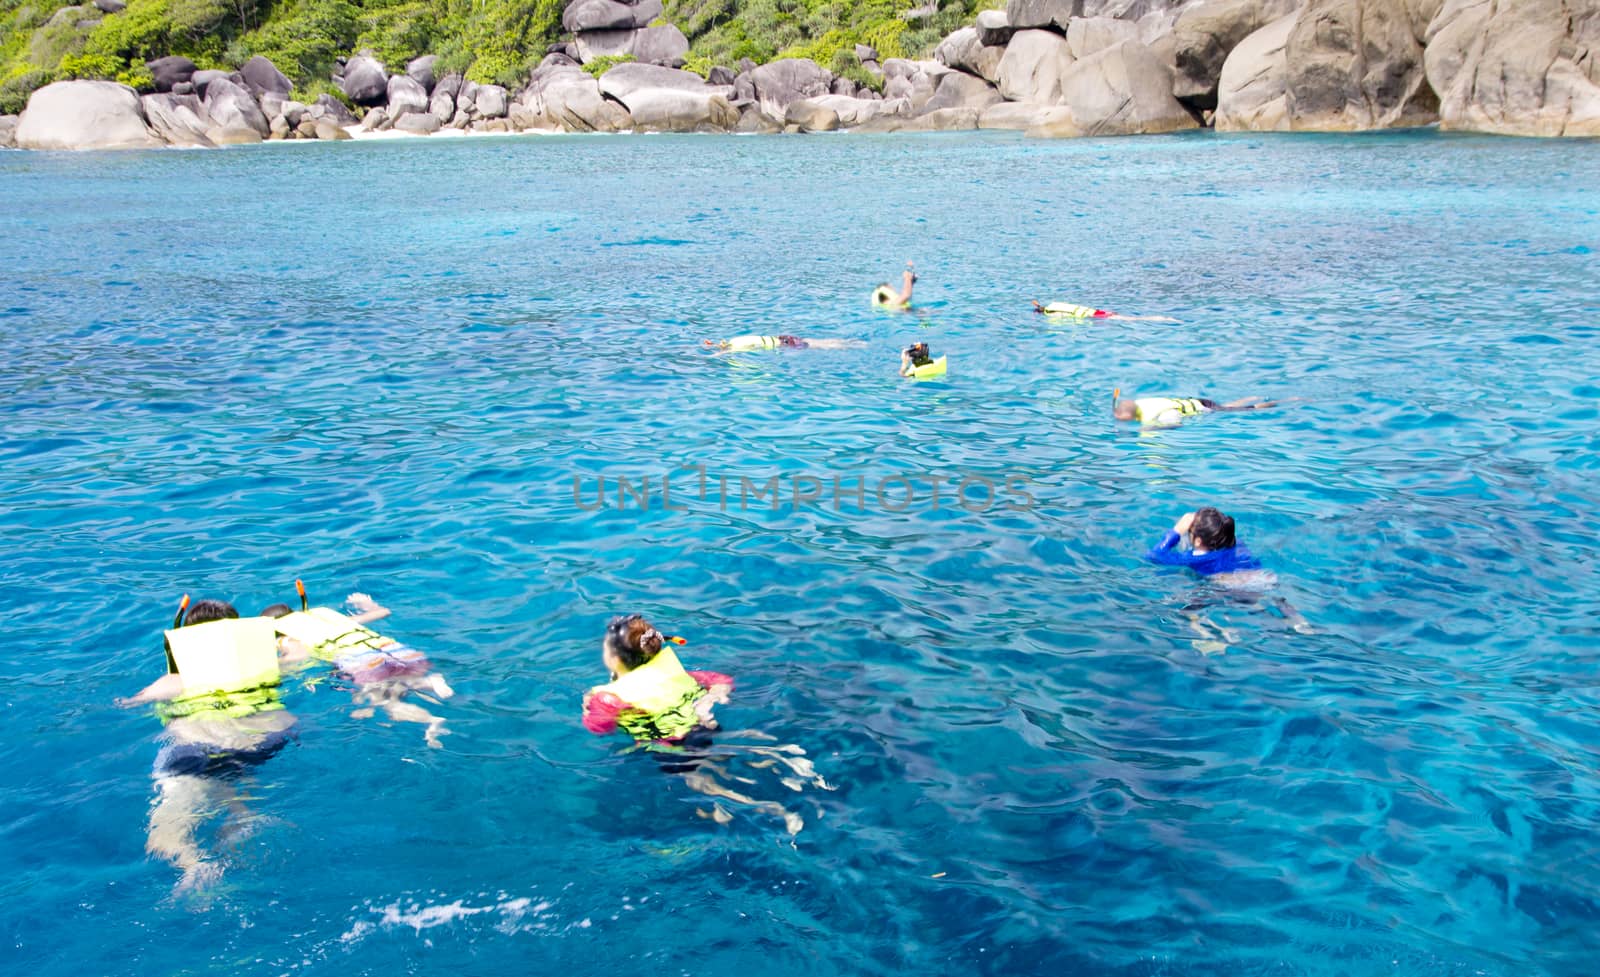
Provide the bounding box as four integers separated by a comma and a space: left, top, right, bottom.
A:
158, 617, 284, 722
1135, 397, 1207, 423
907, 355, 947, 379
1040, 302, 1098, 318
272, 606, 398, 663
872, 286, 905, 308
591, 646, 705, 740
725, 335, 781, 351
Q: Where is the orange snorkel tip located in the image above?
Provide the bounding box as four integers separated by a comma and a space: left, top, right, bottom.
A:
295, 578, 307, 612
666, 635, 687, 645
171, 593, 190, 630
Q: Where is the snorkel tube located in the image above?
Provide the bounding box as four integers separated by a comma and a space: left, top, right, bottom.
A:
165, 593, 191, 673
295, 578, 308, 612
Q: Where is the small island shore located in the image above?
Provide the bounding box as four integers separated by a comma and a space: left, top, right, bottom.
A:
3, 0, 1597, 152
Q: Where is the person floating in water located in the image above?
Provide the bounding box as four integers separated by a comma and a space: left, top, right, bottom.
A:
1032, 300, 1178, 322
704, 334, 865, 352
899, 341, 946, 378
582, 614, 829, 836
119, 597, 298, 893
1144, 507, 1312, 651
268, 585, 454, 749
1113, 393, 1279, 427
871, 261, 917, 309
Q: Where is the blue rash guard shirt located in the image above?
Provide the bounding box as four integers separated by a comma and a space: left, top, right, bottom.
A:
1144, 530, 1262, 576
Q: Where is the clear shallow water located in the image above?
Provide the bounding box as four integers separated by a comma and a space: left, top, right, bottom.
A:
2, 130, 1598, 976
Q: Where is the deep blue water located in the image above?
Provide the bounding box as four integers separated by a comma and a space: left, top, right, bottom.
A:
2, 130, 1598, 977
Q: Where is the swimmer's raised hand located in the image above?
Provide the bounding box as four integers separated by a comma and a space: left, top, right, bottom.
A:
1174, 512, 1196, 536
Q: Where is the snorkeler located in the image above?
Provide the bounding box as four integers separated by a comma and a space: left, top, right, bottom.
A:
583, 614, 829, 836
871, 261, 917, 309
1145, 507, 1312, 650
704, 334, 865, 352
119, 597, 298, 892
268, 584, 454, 749
899, 342, 946, 378
1032, 300, 1177, 323
1113, 393, 1279, 427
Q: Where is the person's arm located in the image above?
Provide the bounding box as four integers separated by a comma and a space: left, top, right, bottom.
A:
277, 635, 314, 666
581, 690, 629, 735
117, 673, 183, 707
345, 593, 391, 625
1144, 514, 1198, 565
898, 263, 915, 304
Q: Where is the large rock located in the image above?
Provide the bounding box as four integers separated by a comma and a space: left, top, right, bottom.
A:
935, 27, 1005, 83
575, 29, 639, 62
190, 69, 228, 98
393, 112, 441, 133
92, 0, 125, 11
735, 103, 783, 132
475, 84, 508, 118
1007, 0, 1078, 31
0, 115, 17, 149
515, 64, 633, 131
434, 73, 463, 100
141, 92, 213, 147
430, 91, 456, 123
1171, 0, 1300, 107
633, 24, 690, 66
1281, 0, 1437, 130
856, 106, 981, 131
206, 126, 262, 145
976, 9, 1016, 46
809, 93, 894, 125
240, 56, 291, 98
314, 94, 358, 126
16, 85, 151, 151
1214, 12, 1296, 129
1042, 39, 1200, 134
785, 98, 840, 131
598, 62, 712, 98
921, 70, 1004, 113
146, 56, 197, 94
202, 76, 269, 136
314, 119, 352, 140
746, 58, 834, 118
406, 54, 438, 93
387, 74, 429, 118
1065, 15, 1142, 57
618, 88, 738, 130
1425, 0, 1600, 137
996, 29, 1076, 103
978, 101, 1054, 128
564, 0, 635, 30
341, 55, 388, 105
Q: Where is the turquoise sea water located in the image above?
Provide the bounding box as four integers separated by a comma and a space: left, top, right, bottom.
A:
2, 130, 1598, 976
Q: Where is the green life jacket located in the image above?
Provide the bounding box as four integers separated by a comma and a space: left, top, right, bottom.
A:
157, 617, 284, 723
725, 335, 781, 351
592, 647, 705, 741
907, 355, 947, 379
872, 286, 905, 308
1135, 397, 1207, 423
1040, 302, 1097, 318
271, 607, 398, 663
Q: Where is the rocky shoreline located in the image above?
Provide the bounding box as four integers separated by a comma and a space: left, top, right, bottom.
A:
3, 0, 1597, 151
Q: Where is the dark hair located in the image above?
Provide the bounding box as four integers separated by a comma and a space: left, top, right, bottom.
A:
906, 342, 931, 366
605, 614, 664, 671
259, 603, 293, 619
184, 599, 239, 626
1191, 507, 1236, 550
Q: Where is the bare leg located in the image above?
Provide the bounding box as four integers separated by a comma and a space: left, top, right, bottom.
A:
1219, 396, 1278, 410
1185, 611, 1235, 655
147, 774, 227, 891
897, 267, 915, 305
682, 768, 805, 836
1271, 596, 1314, 634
